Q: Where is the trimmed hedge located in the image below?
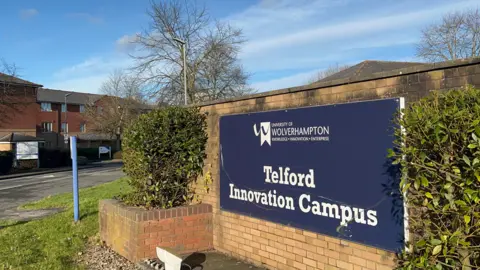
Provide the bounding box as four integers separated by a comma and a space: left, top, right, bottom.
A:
122, 106, 208, 208
0, 151, 14, 174
392, 86, 480, 269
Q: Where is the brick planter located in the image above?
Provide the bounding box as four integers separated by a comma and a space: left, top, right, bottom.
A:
99, 199, 213, 262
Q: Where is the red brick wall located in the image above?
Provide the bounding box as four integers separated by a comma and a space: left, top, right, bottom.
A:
36, 103, 88, 147
194, 60, 480, 269
0, 86, 39, 130
100, 200, 213, 262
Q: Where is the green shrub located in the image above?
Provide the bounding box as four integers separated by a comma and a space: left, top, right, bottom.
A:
390, 86, 480, 269
112, 151, 122, 160
121, 106, 208, 209
0, 151, 14, 174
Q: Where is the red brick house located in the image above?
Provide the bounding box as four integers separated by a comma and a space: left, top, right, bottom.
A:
0, 73, 126, 149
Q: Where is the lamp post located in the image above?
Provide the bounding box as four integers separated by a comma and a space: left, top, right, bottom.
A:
173, 37, 187, 105
64, 93, 71, 144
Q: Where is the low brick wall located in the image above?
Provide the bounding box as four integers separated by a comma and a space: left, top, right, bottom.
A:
99, 200, 213, 262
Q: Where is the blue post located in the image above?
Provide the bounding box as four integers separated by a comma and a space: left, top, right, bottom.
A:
70, 136, 79, 222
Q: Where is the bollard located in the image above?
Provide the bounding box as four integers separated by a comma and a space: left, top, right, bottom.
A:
70, 136, 79, 222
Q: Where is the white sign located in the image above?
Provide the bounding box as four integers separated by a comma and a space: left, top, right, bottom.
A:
16, 142, 39, 160
99, 146, 112, 159
99, 146, 110, 154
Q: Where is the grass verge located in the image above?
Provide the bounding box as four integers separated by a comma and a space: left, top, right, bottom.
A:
0, 177, 131, 270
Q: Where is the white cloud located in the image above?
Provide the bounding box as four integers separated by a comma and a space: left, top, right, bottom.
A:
228, 0, 479, 89
47, 54, 134, 93
19, 9, 38, 20
47, 75, 108, 94
116, 33, 139, 52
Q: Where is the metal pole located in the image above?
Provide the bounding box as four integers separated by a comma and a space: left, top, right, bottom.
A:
182, 43, 187, 105
70, 136, 79, 222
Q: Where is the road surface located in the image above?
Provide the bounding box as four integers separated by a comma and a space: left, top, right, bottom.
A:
0, 164, 124, 219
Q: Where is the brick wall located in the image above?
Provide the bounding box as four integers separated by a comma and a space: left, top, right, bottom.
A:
194, 59, 480, 269
99, 200, 213, 262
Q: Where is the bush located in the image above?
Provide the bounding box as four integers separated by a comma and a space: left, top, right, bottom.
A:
121, 106, 208, 209
112, 151, 122, 160
391, 86, 480, 269
39, 148, 71, 168
0, 151, 14, 174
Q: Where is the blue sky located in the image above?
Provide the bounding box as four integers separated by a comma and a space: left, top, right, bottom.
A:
1, 0, 479, 94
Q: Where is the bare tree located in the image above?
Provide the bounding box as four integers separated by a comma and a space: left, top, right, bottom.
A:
132, 0, 253, 105
0, 59, 23, 126
417, 8, 480, 62
307, 63, 350, 84
84, 70, 146, 150
0, 59, 20, 103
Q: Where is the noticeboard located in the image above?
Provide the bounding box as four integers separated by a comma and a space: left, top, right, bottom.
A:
219, 98, 405, 252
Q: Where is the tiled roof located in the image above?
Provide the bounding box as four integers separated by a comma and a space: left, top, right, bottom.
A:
315, 60, 425, 83
0, 133, 45, 142
37, 88, 103, 105
0, 72, 42, 87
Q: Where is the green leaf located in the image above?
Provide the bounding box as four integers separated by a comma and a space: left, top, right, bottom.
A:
455, 200, 467, 207
475, 172, 480, 182
432, 245, 442, 255
435, 263, 443, 270
425, 192, 433, 199
421, 176, 429, 187
444, 182, 452, 189
464, 215, 471, 225
463, 155, 471, 166
431, 239, 442, 245
473, 158, 479, 166
414, 180, 420, 190
468, 144, 477, 149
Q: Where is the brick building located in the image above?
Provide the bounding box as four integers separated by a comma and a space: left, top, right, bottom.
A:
0, 73, 123, 149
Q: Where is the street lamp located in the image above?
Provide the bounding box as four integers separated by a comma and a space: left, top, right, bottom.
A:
64, 93, 72, 144
173, 37, 188, 105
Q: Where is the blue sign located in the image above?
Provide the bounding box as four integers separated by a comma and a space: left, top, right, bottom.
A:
219, 98, 405, 252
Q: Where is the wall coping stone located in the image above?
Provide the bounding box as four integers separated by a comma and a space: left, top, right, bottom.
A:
100, 199, 212, 222
193, 57, 480, 107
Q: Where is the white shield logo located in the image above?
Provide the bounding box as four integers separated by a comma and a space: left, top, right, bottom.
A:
253, 122, 271, 146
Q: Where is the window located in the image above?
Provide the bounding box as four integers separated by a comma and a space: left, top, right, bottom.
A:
41, 122, 52, 132
61, 104, 67, 112
80, 105, 85, 113
61, 122, 68, 133
41, 103, 52, 112
80, 123, 86, 133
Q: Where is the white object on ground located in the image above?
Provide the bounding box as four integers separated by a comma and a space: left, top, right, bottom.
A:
156, 247, 183, 270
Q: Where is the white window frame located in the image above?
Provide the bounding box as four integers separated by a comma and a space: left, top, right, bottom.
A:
80, 105, 85, 113
61, 122, 68, 133
80, 123, 86, 133
41, 122, 53, 132
41, 103, 52, 112
61, 104, 67, 112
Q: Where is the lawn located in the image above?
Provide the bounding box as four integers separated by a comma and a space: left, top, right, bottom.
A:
0, 177, 132, 270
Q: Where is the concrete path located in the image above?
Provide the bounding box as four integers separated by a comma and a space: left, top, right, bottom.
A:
0, 163, 124, 219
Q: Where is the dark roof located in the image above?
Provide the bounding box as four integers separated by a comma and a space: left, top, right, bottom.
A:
0, 72, 42, 87
77, 133, 116, 141
315, 60, 425, 83
37, 88, 103, 105
0, 133, 45, 143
